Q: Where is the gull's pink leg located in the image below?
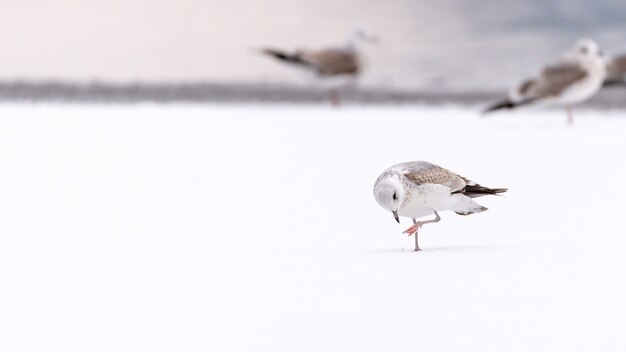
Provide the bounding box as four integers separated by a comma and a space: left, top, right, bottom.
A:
402, 211, 441, 251
566, 105, 574, 126
412, 218, 421, 251
402, 220, 421, 236
329, 89, 340, 107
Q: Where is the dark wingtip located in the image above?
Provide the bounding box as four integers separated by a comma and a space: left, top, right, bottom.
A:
257, 48, 306, 65
482, 100, 516, 115
492, 188, 508, 195
258, 47, 281, 57
603, 79, 626, 88
461, 185, 508, 198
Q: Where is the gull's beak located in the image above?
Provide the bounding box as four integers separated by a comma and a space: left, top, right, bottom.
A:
367, 35, 380, 44
392, 210, 399, 223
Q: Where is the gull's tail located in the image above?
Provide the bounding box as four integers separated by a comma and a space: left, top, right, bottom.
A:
450, 196, 488, 216
451, 185, 507, 215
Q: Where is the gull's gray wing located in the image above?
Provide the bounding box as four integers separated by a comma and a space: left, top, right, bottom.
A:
515, 77, 538, 98
302, 47, 359, 76
393, 161, 467, 193
392, 161, 508, 197
260, 46, 359, 76
523, 61, 587, 99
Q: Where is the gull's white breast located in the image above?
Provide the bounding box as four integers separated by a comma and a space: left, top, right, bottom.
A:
398, 184, 457, 219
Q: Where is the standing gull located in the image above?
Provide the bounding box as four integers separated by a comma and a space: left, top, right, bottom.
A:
373, 161, 507, 251
483, 39, 606, 125
260, 29, 378, 106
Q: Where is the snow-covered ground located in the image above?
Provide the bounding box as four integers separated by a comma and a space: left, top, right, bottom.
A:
0, 103, 625, 351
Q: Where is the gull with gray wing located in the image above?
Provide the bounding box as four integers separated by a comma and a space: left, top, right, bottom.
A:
259, 28, 378, 106
373, 161, 507, 251
483, 39, 606, 125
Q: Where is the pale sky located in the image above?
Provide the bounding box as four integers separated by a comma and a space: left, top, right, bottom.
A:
1, 1, 624, 89
0, 0, 421, 84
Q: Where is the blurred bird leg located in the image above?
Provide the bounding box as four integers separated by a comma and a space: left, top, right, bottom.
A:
329, 89, 340, 106
566, 105, 574, 126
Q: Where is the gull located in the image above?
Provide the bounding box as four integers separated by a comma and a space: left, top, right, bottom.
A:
483, 39, 606, 125
260, 28, 378, 106
373, 161, 507, 251
605, 53, 626, 85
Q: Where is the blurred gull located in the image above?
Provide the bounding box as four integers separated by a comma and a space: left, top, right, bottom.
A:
373, 161, 507, 252
483, 39, 606, 125
260, 28, 378, 105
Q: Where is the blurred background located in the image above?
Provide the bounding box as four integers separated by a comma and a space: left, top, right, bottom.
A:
1, 0, 626, 101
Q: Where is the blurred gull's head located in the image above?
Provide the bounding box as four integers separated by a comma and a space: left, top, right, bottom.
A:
349, 27, 379, 45
573, 38, 603, 58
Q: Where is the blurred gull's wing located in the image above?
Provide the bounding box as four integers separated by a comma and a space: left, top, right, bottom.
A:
512, 60, 587, 101
512, 78, 538, 100
302, 47, 359, 76
532, 61, 587, 98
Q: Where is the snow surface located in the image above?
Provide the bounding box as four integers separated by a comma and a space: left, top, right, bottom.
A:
0, 103, 625, 351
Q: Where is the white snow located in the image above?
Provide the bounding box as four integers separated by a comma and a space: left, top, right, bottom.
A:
0, 103, 625, 351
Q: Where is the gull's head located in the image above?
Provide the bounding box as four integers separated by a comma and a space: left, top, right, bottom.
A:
349, 27, 379, 45
573, 38, 603, 58
373, 175, 405, 223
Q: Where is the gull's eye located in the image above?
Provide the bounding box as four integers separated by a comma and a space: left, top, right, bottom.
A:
580, 47, 589, 54
392, 192, 397, 200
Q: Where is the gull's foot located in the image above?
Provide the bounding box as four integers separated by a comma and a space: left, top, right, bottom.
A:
402, 223, 421, 236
